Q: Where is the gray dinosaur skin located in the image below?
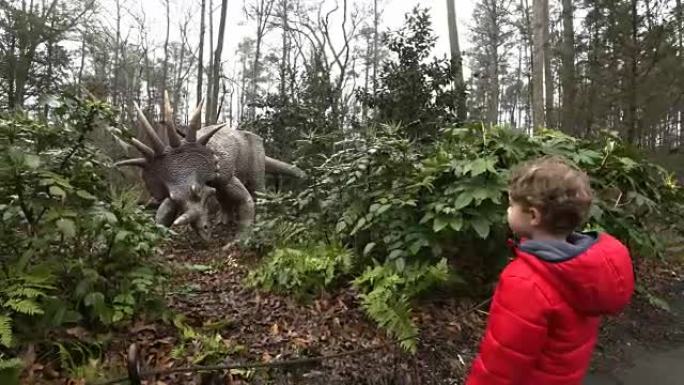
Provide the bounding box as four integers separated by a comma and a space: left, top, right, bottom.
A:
116, 92, 305, 245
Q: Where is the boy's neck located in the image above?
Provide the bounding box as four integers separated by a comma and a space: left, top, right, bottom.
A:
527, 230, 570, 243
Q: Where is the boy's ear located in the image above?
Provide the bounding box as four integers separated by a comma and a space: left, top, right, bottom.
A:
529, 207, 543, 227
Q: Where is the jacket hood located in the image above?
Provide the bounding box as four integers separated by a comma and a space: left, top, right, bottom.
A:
515, 232, 635, 316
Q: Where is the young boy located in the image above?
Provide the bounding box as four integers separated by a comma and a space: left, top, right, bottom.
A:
465, 156, 635, 385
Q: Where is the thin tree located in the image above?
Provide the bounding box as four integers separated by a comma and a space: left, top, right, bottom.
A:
246, 0, 277, 119
560, 0, 576, 134
197, 0, 206, 104
531, 0, 546, 132
162, 0, 171, 116
209, 0, 229, 124
446, 0, 467, 122
542, 0, 553, 128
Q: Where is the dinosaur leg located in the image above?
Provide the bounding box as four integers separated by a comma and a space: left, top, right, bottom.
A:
215, 176, 255, 250
155, 197, 178, 227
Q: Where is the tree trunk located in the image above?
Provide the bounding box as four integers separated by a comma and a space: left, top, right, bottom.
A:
372, 0, 379, 94
677, 0, 683, 147
205, 0, 216, 123
560, 0, 576, 134
162, 0, 171, 109
626, 0, 639, 144
113, 0, 121, 106
523, 0, 533, 132
280, 0, 289, 103
209, 0, 229, 124
532, 0, 546, 132
514, 42, 523, 129
197, 0, 206, 104
446, 0, 467, 122
250, 28, 264, 120
78, 30, 87, 85
543, 0, 554, 128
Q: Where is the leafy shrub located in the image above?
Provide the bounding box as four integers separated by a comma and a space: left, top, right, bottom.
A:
246, 123, 684, 349
246, 243, 354, 300
0, 94, 166, 371
353, 258, 449, 352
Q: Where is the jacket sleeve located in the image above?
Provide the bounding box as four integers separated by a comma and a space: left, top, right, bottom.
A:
465, 274, 550, 385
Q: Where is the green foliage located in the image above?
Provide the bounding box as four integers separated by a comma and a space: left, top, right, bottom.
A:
247, 243, 354, 300
357, 6, 460, 139
246, 123, 684, 348
0, 94, 166, 365
353, 259, 449, 352
171, 317, 245, 365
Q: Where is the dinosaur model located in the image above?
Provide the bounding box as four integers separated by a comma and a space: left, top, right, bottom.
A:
115, 92, 305, 244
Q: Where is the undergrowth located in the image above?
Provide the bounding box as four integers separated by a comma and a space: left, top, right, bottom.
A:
0, 94, 167, 380
244, 124, 684, 352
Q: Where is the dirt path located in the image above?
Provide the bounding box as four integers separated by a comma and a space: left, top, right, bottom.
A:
64, 232, 683, 385
585, 278, 684, 385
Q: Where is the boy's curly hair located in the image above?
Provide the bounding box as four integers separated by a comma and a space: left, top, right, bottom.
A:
508, 156, 593, 235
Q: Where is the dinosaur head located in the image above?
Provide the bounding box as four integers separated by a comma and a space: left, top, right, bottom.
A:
170, 183, 216, 242
115, 91, 227, 240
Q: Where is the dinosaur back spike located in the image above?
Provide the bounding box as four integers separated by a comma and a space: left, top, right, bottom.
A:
198, 123, 228, 146
186, 98, 204, 143
130, 138, 155, 160
114, 158, 148, 168
134, 103, 166, 154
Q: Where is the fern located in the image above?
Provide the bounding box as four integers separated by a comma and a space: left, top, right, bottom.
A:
353, 259, 449, 352
0, 315, 12, 348
0, 356, 23, 371
3, 299, 44, 316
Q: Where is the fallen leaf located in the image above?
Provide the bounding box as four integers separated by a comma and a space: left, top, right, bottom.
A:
66, 326, 89, 339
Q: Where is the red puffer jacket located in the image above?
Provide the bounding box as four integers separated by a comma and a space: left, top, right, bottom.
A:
465, 232, 634, 385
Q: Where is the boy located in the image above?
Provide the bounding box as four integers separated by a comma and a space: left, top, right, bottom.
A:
465, 156, 635, 385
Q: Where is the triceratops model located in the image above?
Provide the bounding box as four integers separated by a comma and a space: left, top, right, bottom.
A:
115, 92, 305, 244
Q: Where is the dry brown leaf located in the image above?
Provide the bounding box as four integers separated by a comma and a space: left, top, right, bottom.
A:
66, 326, 89, 339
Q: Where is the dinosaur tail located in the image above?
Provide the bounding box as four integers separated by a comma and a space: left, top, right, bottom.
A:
265, 156, 307, 179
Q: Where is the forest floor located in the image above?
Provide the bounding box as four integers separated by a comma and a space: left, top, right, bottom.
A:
26, 230, 684, 385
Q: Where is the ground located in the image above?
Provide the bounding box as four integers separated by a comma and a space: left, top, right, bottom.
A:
22, 230, 684, 385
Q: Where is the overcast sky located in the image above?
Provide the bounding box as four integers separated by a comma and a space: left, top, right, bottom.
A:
102, 0, 476, 67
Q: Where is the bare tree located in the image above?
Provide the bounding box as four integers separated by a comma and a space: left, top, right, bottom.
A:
292, 0, 363, 127
1, 0, 97, 109
447, 0, 467, 122
245, 0, 277, 119
197, 0, 206, 104
205, 0, 215, 122
531, 0, 546, 132
162, 0, 171, 113
208, 0, 228, 124
560, 0, 576, 134
542, 0, 553, 128
279, 0, 289, 102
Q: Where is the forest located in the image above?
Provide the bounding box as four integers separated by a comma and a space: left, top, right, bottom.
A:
1, 0, 684, 384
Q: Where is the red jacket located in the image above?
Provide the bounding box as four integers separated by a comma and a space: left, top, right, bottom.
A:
466, 232, 634, 385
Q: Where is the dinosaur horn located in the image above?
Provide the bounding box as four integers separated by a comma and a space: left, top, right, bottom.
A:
114, 158, 148, 168
134, 103, 166, 154
130, 138, 155, 160
186, 98, 204, 143
197, 123, 228, 146
172, 209, 199, 227
172, 213, 191, 226
163, 91, 182, 148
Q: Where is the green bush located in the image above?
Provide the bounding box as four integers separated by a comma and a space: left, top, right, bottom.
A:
353, 258, 449, 352
245, 123, 684, 350
0, 94, 166, 372
246, 243, 354, 300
